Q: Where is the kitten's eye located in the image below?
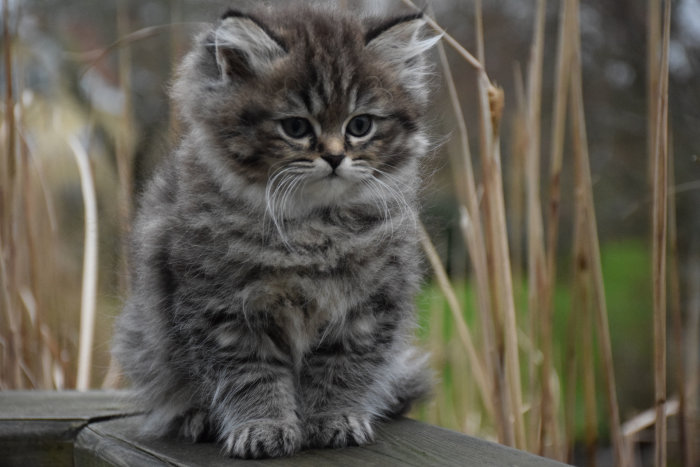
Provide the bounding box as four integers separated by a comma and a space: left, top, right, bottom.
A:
346, 115, 373, 138
280, 117, 312, 139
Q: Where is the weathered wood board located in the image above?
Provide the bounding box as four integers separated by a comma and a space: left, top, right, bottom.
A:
0, 391, 571, 466
0, 391, 131, 467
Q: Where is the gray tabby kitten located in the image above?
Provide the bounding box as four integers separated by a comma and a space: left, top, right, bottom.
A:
113, 4, 440, 459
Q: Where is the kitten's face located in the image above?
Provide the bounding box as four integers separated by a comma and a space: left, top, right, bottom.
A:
178, 8, 438, 212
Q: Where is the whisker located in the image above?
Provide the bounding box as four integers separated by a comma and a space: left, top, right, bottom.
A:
278, 175, 305, 225
368, 168, 417, 231
265, 168, 299, 246
263, 163, 314, 251
361, 179, 393, 241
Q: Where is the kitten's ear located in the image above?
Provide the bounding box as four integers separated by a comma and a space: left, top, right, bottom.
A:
214, 10, 287, 80
365, 13, 441, 87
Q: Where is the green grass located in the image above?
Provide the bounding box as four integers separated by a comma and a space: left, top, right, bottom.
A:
413, 239, 652, 443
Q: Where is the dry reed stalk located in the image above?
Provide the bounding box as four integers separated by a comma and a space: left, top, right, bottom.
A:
99, 3, 137, 390
667, 141, 689, 466
25, 146, 58, 234
475, 0, 485, 64
116, 4, 134, 292
18, 288, 43, 386
1, 0, 24, 390
435, 37, 504, 438
523, 0, 553, 455
569, 2, 627, 464
546, 0, 574, 256
23, 130, 65, 389
581, 279, 599, 467
565, 160, 590, 462
563, 269, 579, 463
647, 0, 661, 186
510, 64, 539, 446
36, 320, 64, 389
651, 2, 671, 465
685, 258, 699, 467
1, 0, 15, 201
426, 295, 445, 428
16, 74, 45, 389
509, 64, 526, 298
622, 398, 679, 439
403, 3, 513, 442
470, 1, 528, 450
0, 247, 14, 388
418, 222, 494, 421
476, 68, 525, 449
471, 0, 504, 339
542, 1, 575, 458
471, 4, 516, 447
400, 0, 482, 70
69, 136, 99, 391
569, 86, 600, 467
68, 23, 207, 74
449, 0, 508, 440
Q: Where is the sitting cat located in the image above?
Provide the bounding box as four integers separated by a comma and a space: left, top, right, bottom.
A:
113, 4, 440, 458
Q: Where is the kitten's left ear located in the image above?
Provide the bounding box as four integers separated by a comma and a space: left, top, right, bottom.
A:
214, 10, 287, 80
365, 13, 441, 88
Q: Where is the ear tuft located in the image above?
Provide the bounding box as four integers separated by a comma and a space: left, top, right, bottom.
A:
220, 9, 247, 21
214, 12, 287, 80
365, 13, 425, 44
365, 14, 441, 93
366, 14, 441, 63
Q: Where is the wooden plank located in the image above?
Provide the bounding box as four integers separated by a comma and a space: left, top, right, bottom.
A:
0, 390, 132, 420
0, 391, 571, 466
75, 423, 169, 467
0, 391, 134, 467
0, 433, 75, 467
76, 414, 570, 467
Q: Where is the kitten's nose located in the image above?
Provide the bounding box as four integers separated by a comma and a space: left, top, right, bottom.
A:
321, 154, 344, 170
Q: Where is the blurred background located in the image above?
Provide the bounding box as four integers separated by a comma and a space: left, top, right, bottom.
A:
1, 0, 698, 466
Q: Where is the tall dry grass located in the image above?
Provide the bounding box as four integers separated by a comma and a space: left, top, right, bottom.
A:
69, 135, 99, 391
650, 2, 671, 466
1, 2, 135, 390
403, 0, 691, 465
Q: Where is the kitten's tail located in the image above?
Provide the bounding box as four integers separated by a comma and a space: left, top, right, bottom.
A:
377, 346, 434, 419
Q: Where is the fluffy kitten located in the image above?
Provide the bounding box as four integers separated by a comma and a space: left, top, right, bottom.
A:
113, 4, 439, 459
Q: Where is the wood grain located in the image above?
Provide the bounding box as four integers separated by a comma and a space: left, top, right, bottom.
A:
1, 391, 570, 466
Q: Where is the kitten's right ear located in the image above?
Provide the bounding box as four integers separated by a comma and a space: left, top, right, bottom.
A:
214, 10, 287, 80
364, 13, 441, 93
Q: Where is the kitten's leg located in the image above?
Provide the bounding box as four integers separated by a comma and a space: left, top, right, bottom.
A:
300, 295, 421, 449
301, 331, 385, 447
199, 315, 302, 458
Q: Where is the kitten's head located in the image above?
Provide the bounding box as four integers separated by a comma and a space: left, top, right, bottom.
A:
173, 5, 439, 216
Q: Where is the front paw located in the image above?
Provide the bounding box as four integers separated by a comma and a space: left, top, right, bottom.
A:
178, 409, 209, 442
222, 419, 302, 459
305, 413, 374, 448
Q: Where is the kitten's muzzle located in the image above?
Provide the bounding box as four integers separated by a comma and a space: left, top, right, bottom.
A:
321, 154, 344, 170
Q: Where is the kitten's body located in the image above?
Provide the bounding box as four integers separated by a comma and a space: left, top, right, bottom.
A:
113, 5, 438, 458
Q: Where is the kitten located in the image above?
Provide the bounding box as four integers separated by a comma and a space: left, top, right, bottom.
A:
113, 4, 440, 459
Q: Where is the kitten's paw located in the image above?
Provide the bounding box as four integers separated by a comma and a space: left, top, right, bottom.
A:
223, 419, 301, 459
305, 413, 374, 448
178, 409, 209, 442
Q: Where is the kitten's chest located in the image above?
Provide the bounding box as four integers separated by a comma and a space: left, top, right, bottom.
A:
176, 207, 401, 317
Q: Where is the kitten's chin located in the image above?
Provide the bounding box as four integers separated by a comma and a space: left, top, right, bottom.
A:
299, 176, 363, 211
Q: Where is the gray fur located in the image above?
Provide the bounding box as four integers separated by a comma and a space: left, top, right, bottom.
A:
113, 5, 437, 459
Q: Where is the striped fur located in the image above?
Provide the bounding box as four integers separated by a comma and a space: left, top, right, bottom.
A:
113, 4, 438, 459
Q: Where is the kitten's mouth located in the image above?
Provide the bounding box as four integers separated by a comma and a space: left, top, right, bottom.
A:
322, 169, 345, 181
